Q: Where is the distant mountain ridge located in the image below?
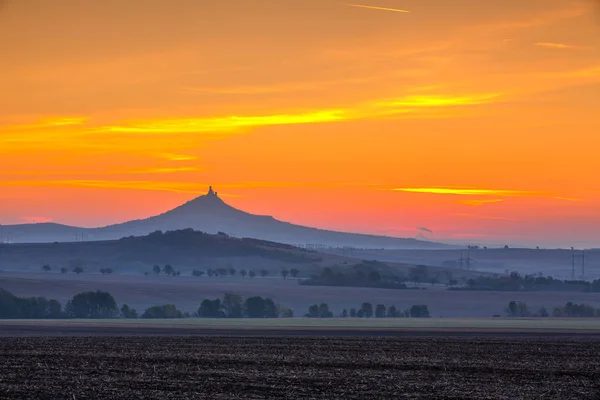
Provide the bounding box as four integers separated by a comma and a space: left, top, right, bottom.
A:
1, 187, 451, 249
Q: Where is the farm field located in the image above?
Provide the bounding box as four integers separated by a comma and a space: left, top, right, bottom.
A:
2, 271, 600, 317
0, 336, 599, 399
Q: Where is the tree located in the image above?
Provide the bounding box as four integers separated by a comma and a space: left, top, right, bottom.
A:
506, 301, 530, 318
163, 264, 175, 276
305, 304, 319, 318
192, 270, 205, 277
318, 303, 333, 318
120, 304, 138, 319
279, 308, 294, 318
281, 270, 289, 280
42, 265, 51, 273
217, 268, 228, 277
244, 296, 278, 318
228, 268, 237, 277
197, 299, 223, 318
290, 268, 300, 279
47, 299, 63, 318
153, 265, 161, 275
240, 269, 247, 279
141, 304, 183, 319
409, 265, 429, 283
260, 269, 269, 278
100, 268, 106, 275
387, 305, 400, 318
249, 271, 256, 279
65, 291, 118, 319
410, 305, 430, 318
349, 308, 357, 318
105, 268, 113, 275
222, 293, 243, 318
341, 309, 348, 318
73, 266, 84, 274
207, 268, 215, 278
375, 304, 387, 318
360, 302, 373, 318
264, 298, 278, 318
60, 267, 67, 274
305, 303, 333, 318
245, 297, 266, 318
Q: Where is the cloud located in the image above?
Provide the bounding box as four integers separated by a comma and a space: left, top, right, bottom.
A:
459, 199, 504, 206
553, 196, 586, 202
535, 42, 577, 50
0, 117, 89, 132
418, 227, 433, 233
455, 214, 517, 221
157, 154, 198, 161
114, 167, 202, 174
393, 187, 543, 196
99, 92, 503, 134
346, 4, 410, 13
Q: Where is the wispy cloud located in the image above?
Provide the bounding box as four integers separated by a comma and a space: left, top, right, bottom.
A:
418, 227, 433, 233
115, 167, 202, 174
0, 116, 89, 132
553, 196, 586, 202
99, 92, 503, 134
455, 213, 517, 221
459, 199, 504, 206
346, 4, 410, 13
535, 42, 577, 50
393, 187, 543, 196
158, 154, 198, 161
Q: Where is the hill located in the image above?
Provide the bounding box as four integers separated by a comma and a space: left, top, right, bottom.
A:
1, 187, 450, 249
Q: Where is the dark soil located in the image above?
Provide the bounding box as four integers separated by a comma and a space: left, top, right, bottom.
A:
0, 336, 599, 399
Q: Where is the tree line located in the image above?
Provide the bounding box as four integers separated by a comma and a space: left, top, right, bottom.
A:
305, 302, 431, 318
456, 272, 600, 293
504, 300, 600, 318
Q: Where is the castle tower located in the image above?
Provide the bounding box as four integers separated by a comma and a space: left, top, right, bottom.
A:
207, 186, 218, 197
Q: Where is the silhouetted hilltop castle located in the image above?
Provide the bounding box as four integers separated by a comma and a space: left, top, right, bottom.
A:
1, 185, 450, 249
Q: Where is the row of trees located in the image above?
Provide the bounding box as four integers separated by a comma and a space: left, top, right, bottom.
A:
300, 262, 411, 290
42, 265, 84, 274
0, 289, 135, 319
195, 293, 292, 318
305, 303, 430, 318
458, 272, 600, 293
505, 301, 600, 318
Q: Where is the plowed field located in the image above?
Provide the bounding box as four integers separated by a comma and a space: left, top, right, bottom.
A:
1, 336, 599, 399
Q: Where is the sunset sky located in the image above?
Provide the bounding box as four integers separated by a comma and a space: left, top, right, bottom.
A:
1, 0, 599, 248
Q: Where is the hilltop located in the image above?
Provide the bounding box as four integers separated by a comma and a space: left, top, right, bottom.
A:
1, 187, 451, 249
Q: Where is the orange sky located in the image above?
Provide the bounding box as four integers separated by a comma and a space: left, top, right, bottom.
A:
1, 0, 599, 247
